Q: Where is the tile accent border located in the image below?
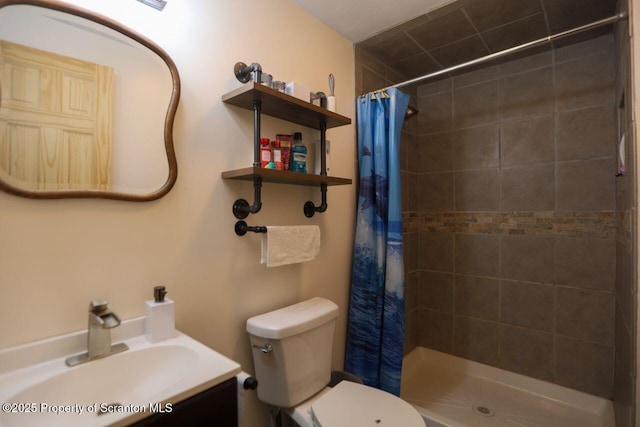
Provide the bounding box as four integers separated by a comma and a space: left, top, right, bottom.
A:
403, 211, 615, 238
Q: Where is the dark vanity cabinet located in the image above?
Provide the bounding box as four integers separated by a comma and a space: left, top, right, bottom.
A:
131, 377, 237, 427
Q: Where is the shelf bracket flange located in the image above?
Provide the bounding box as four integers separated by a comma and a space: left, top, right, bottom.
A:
233, 177, 262, 218
303, 121, 329, 218
304, 183, 328, 217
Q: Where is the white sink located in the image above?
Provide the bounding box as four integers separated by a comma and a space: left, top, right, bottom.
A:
0, 317, 241, 427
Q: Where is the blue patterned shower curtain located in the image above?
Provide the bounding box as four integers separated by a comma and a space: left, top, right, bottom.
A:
345, 88, 410, 396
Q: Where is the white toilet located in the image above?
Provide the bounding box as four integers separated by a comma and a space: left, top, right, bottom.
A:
246, 297, 424, 427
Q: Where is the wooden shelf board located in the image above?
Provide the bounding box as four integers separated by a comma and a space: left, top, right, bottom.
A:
222, 83, 351, 130
222, 167, 352, 187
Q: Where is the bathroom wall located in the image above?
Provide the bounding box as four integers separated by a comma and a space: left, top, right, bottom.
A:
613, 1, 636, 424
0, 1, 356, 425
402, 35, 618, 399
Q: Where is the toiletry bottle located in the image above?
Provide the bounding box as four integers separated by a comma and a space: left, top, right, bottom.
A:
145, 285, 175, 343
291, 132, 307, 173
272, 140, 283, 170
277, 134, 292, 171
260, 137, 272, 168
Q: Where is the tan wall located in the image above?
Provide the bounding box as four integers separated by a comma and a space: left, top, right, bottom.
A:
0, 1, 356, 425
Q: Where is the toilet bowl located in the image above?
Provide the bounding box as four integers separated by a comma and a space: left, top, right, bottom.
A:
286, 380, 424, 427
246, 297, 423, 427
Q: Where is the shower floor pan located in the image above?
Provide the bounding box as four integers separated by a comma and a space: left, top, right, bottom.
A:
401, 347, 614, 427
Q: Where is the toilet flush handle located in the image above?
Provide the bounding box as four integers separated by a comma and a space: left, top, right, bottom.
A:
253, 343, 273, 354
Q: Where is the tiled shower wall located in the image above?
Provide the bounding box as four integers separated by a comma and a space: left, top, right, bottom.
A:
354, 32, 630, 403
402, 35, 618, 398
613, 0, 636, 424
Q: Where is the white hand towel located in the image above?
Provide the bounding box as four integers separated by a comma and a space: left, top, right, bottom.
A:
261, 225, 321, 267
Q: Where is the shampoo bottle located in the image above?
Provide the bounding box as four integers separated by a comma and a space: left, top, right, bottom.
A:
145, 285, 175, 343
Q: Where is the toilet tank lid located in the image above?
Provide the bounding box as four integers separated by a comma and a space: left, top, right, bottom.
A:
246, 297, 339, 339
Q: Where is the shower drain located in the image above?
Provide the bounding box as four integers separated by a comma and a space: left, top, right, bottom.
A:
472, 405, 495, 417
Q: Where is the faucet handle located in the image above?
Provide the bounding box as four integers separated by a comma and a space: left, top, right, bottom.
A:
89, 299, 109, 313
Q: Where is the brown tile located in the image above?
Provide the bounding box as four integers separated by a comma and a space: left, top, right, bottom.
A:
361, 67, 387, 94
500, 280, 554, 331
555, 51, 615, 112
393, 52, 442, 80
453, 80, 499, 128
500, 115, 554, 166
556, 287, 614, 345
418, 90, 453, 133
555, 335, 614, 398
405, 173, 419, 212
455, 234, 500, 277
418, 78, 452, 97
419, 309, 453, 353
616, 242, 634, 328
408, 9, 477, 51
453, 125, 499, 170
419, 132, 454, 172
554, 35, 614, 64
501, 235, 555, 283
453, 65, 498, 88
544, 0, 618, 34
419, 271, 454, 312
405, 270, 420, 312
406, 133, 420, 173
555, 237, 615, 291
500, 164, 555, 211
403, 231, 419, 272
556, 105, 616, 161
500, 67, 554, 121
613, 307, 634, 425
498, 51, 552, 77
461, 0, 543, 32
454, 275, 499, 321
481, 13, 548, 53
404, 309, 419, 355
556, 159, 615, 211
499, 325, 554, 381
430, 35, 491, 69
454, 316, 499, 366
420, 173, 454, 211
419, 232, 454, 272
361, 31, 424, 65
455, 169, 500, 211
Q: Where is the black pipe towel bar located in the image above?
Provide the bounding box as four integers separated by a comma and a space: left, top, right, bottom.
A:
235, 221, 267, 236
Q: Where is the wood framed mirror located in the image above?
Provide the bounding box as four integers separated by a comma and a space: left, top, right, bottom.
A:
0, 0, 180, 201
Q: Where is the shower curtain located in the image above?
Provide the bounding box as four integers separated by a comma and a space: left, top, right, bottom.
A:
345, 88, 410, 396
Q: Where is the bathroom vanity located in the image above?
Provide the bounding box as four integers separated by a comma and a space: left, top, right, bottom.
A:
131, 377, 237, 426
0, 317, 241, 427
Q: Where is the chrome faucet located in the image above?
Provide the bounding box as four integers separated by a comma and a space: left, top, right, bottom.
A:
65, 299, 129, 367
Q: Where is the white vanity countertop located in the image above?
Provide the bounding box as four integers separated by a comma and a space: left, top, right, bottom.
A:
0, 317, 241, 426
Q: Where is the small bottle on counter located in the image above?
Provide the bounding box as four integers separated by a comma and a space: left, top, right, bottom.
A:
272, 140, 283, 170
145, 285, 175, 343
260, 137, 272, 168
291, 132, 307, 173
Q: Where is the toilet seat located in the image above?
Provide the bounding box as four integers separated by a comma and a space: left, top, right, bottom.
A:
289, 381, 424, 427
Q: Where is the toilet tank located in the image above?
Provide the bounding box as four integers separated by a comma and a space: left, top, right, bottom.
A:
246, 297, 339, 408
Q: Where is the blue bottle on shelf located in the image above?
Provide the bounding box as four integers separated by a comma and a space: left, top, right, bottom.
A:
291, 132, 307, 173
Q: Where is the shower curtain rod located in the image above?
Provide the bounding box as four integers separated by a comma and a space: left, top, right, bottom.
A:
371, 12, 628, 94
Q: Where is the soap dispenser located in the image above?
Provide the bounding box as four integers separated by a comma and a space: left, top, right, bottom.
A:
145, 285, 175, 343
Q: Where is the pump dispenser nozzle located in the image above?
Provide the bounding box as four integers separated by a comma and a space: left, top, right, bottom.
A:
153, 286, 167, 303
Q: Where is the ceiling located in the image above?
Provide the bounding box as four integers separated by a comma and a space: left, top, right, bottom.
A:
294, 0, 621, 81
289, 0, 458, 42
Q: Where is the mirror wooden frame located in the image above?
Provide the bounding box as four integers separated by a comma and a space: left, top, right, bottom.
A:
0, 0, 180, 201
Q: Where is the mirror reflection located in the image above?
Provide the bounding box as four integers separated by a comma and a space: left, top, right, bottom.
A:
0, 1, 179, 200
